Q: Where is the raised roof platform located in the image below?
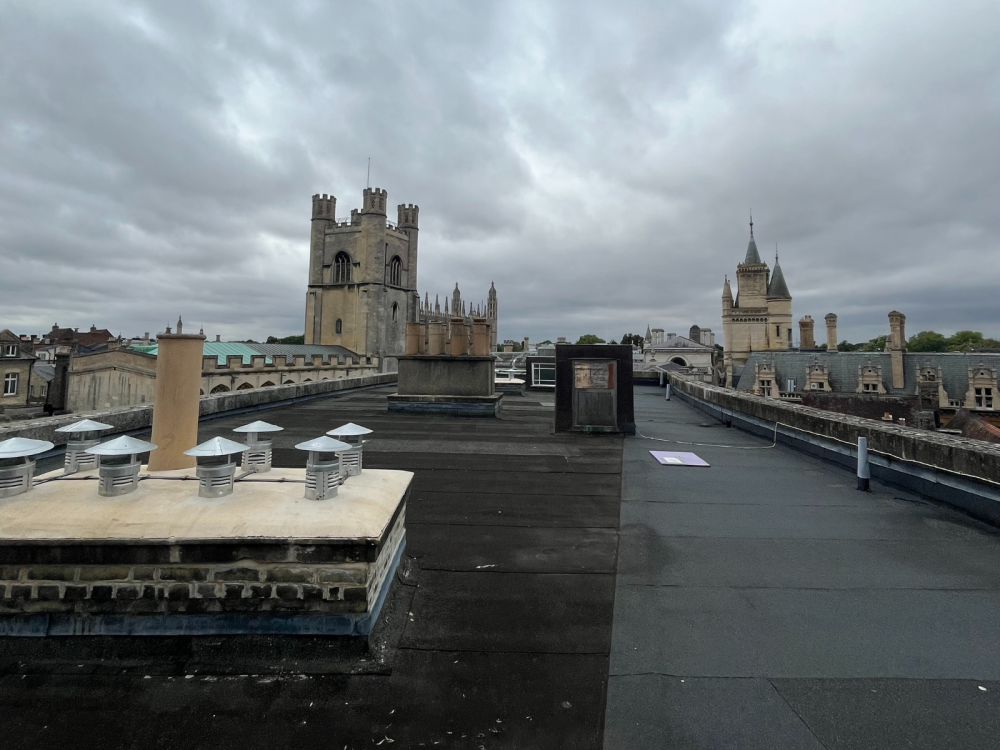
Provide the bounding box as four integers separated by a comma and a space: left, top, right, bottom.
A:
0, 468, 410, 636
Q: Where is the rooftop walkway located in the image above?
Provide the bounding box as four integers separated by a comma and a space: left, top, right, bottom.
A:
605, 385, 1000, 749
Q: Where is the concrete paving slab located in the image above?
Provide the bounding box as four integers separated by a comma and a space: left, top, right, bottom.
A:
605, 675, 825, 749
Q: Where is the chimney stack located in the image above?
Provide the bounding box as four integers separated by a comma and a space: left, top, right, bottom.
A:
888, 311, 906, 389
147, 318, 207, 471
825, 314, 838, 352
799, 316, 815, 349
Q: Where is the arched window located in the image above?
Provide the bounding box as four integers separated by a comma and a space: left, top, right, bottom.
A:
389, 256, 402, 286
237, 382, 254, 390
392, 302, 398, 322
210, 384, 230, 394
334, 252, 352, 283
335, 318, 343, 334
670, 357, 688, 367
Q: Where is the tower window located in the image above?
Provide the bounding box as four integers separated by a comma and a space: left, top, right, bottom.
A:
392, 302, 398, 322
389, 256, 402, 286
334, 252, 352, 283
335, 318, 343, 334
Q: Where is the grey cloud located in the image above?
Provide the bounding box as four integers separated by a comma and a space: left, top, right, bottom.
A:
1, 0, 998, 345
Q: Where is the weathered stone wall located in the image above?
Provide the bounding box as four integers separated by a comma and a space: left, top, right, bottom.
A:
0, 372, 397, 447
800, 392, 921, 423
0, 503, 405, 620
667, 373, 1000, 486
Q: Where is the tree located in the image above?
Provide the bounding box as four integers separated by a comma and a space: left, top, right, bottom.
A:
859, 335, 888, 352
265, 334, 305, 345
618, 333, 645, 349
575, 334, 605, 345
537, 340, 553, 346
908, 331, 947, 352
944, 330, 1000, 351
837, 340, 860, 352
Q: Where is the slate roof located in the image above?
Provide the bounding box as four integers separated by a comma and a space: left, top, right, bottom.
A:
648, 336, 714, 352
250, 343, 362, 364
127, 342, 361, 366
736, 350, 1000, 399
744, 237, 761, 264
766, 261, 791, 298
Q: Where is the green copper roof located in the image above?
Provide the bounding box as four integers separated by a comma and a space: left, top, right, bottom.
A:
128, 342, 265, 365
767, 261, 791, 298
744, 237, 761, 264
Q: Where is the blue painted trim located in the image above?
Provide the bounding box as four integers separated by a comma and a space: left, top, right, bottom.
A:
0, 536, 406, 637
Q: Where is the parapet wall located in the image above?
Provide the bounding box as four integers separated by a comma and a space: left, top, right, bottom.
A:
667, 373, 1000, 524
0, 372, 397, 448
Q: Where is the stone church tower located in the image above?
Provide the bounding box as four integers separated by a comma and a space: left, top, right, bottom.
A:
304, 188, 419, 369
721, 219, 793, 386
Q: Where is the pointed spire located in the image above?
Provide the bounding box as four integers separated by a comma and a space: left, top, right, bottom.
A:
749, 210, 754, 238
766, 254, 791, 299
176, 316, 183, 334
445, 298, 449, 315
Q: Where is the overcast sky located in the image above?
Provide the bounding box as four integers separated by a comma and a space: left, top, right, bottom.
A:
2, 0, 998, 346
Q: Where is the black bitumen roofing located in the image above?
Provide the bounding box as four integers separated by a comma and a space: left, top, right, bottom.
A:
1, 387, 622, 748
737, 350, 1000, 398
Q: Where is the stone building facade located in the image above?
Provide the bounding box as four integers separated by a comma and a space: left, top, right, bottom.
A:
721, 221, 792, 386
304, 188, 420, 369
67, 344, 378, 412
733, 312, 1000, 426
0, 329, 35, 410
419, 282, 499, 351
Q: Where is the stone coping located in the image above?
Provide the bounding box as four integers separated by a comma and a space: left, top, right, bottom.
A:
667, 374, 1000, 485
0, 468, 412, 545
0, 372, 398, 446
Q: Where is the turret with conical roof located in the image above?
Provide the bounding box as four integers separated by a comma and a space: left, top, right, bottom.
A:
722, 217, 794, 380
766, 255, 791, 299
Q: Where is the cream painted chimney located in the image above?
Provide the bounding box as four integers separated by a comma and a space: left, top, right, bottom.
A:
147, 318, 207, 472
825, 314, 838, 352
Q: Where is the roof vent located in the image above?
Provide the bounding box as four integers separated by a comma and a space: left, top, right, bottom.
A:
295, 436, 352, 500
0, 438, 54, 498
325, 423, 373, 480
54, 419, 113, 474
232, 420, 283, 473
86, 436, 158, 497
184, 437, 247, 498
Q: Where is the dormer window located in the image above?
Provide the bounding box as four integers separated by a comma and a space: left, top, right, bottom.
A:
2, 345, 17, 357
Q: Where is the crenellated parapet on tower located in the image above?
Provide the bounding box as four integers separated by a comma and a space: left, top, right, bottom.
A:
304, 187, 420, 370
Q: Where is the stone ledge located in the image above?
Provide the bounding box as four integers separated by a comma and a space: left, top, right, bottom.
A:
0, 372, 398, 446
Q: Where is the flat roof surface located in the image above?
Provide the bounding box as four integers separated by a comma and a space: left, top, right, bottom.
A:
2, 386, 623, 748
1, 468, 410, 543
604, 385, 1000, 750
5, 384, 1000, 748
